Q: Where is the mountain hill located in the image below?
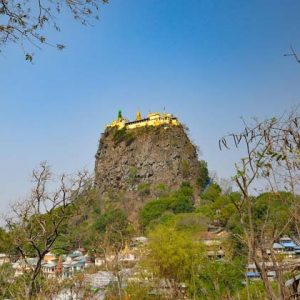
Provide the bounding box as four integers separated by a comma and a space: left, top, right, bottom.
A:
94, 111, 205, 221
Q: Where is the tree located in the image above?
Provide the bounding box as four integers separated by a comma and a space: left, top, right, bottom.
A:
197, 160, 210, 193
220, 112, 300, 300
139, 184, 195, 229
284, 45, 300, 64
5, 162, 89, 299
94, 207, 129, 252
0, 263, 15, 299
194, 259, 244, 300
143, 224, 204, 299
0, 227, 13, 254
197, 191, 237, 228
0, 0, 108, 60
200, 183, 221, 202
139, 197, 171, 229
236, 281, 273, 300
252, 192, 296, 238
93, 207, 131, 299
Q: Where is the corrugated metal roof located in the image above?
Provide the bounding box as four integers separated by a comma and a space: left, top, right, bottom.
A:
246, 272, 260, 278
273, 243, 284, 249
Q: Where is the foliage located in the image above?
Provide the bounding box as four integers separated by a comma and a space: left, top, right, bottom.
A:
153, 183, 168, 198
138, 183, 151, 197
142, 212, 242, 300
0, 0, 108, 60
128, 166, 138, 186
197, 160, 210, 192
174, 213, 208, 233
235, 281, 278, 300
193, 259, 244, 300
52, 189, 100, 255
179, 159, 191, 178
139, 183, 194, 229
95, 208, 128, 234
0, 263, 15, 299
0, 227, 13, 254
220, 112, 300, 300
4, 112, 300, 300
93, 207, 131, 254
226, 214, 247, 258
197, 190, 238, 227
143, 224, 204, 298
125, 282, 163, 300
169, 183, 195, 214
139, 197, 172, 229
252, 192, 297, 237
201, 183, 222, 203
113, 127, 135, 146
4, 162, 89, 299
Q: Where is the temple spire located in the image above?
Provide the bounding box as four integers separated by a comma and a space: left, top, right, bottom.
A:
136, 111, 142, 121
118, 109, 123, 121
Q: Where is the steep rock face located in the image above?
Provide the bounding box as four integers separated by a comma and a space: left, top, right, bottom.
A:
94, 125, 201, 198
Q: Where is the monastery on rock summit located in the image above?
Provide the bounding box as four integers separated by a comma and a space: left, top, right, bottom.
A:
106, 110, 180, 130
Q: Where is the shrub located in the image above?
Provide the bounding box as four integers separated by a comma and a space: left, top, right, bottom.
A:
139, 198, 172, 228
138, 183, 151, 197
179, 159, 190, 178
153, 183, 168, 198
139, 184, 195, 228
196, 160, 210, 192
94, 208, 128, 233
128, 166, 138, 187
112, 127, 135, 146
170, 183, 194, 214
201, 183, 221, 202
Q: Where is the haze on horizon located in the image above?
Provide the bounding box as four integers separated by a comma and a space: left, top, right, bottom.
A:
1, 0, 300, 212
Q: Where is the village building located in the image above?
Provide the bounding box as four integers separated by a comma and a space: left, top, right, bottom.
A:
273, 236, 300, 257
246, 262, 277, 281
260, 236, 300, 258
12, 249, 92, 279
61, 250, 92, 279
62, 256, 85, 279
246, 236, 300, 282
200, 230, 228, 259
44, 252, 56, 263
13, 257, 38, 277
42, 261, 57, 279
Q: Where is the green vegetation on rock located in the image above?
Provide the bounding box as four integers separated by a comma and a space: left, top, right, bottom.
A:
139, 183, 195, 229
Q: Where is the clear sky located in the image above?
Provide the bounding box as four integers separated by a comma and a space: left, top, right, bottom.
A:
1, 0, 300, 212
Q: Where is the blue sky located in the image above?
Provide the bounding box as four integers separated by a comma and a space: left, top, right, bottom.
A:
1, 0, 300, 211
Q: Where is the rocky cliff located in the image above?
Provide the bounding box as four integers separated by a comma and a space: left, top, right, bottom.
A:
95, 124, 202, 203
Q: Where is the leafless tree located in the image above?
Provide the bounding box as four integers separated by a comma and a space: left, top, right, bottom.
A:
220, 111, 300, 300
92, 224, 127, 300
5, 162, 90, 299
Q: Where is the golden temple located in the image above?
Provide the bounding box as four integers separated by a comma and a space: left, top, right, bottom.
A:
106, 110, 180, 130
